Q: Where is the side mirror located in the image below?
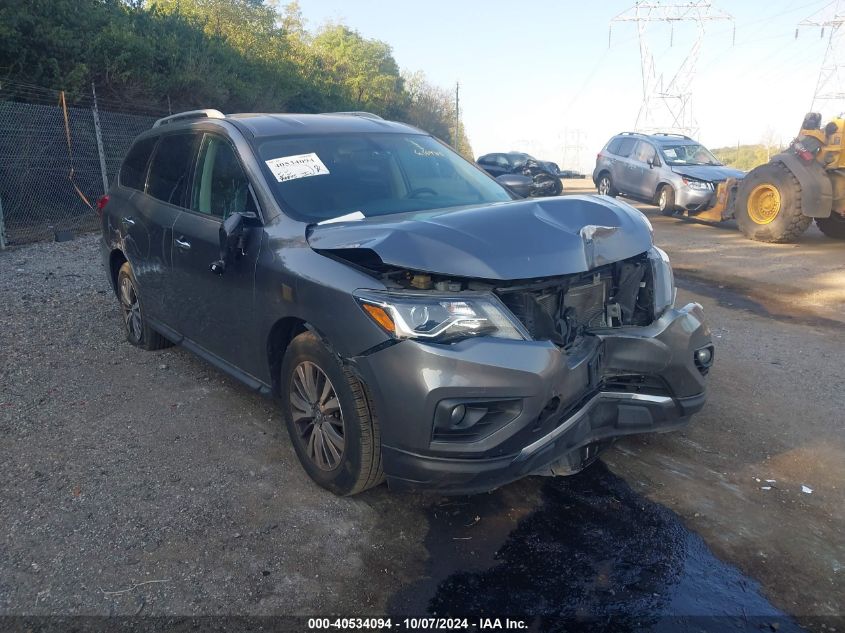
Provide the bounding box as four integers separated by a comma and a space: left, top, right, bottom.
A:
647, 158, 655, 169
210, 212, 246, 275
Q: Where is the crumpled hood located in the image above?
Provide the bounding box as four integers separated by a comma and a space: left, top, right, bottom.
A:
672, 165, 745, 181
306, 195, 653, 280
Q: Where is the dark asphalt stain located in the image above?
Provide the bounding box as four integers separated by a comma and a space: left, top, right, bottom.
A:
390, 463, 804, 632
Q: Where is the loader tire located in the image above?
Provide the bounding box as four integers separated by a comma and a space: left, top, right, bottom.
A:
734, 162, 811, 243
815, 213, 845, 240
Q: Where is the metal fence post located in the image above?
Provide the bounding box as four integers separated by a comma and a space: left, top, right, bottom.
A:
0, 194, 7, 250
91, 83, 109, 194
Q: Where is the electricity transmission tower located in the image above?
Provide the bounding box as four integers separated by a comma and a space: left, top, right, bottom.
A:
610, 1, 733, 137
798, 1, 845, 115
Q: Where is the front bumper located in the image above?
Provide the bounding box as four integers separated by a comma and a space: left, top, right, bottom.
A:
676, 185, 716, 211
349, 302, 711, 494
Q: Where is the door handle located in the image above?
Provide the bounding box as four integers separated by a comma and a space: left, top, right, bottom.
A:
175, 237, 192, 250
121, 217, 136, 227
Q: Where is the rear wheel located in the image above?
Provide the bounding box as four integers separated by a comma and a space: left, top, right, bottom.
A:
734, 162, 811, 242
815, 213, 845, 239
657, 185, 677, 216
281, 331, 384, 495
116, 262, 171, 351
597, 173, 616, 197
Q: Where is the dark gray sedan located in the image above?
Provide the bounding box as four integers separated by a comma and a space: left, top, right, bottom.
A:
99, 110, 713, 495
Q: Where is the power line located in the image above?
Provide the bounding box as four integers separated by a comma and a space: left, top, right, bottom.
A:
610, 1, 734, 137
798, 0, 845, 112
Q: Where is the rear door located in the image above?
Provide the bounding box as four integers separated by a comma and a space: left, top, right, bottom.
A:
612, 137, 638, 194
169, 132, 262, 373
126, 133, 197, 328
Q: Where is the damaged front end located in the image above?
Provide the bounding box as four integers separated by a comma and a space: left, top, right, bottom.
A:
347, 246, 675, 354
305, 197, 711, 493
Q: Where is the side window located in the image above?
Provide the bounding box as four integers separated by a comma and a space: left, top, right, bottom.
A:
492, 154, 510, 168
478, 155, 493, 166
615, 138, 637, 157
191, 135, 258, 219
119, 137, 157, 191
606, 138, 623, 155
146, 134, 198, 206
634, 141, 657, 164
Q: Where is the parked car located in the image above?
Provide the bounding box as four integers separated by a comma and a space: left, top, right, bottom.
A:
593, 132, 744, 216
100, 109, 713, 496
478, 151, 563, 196
559, 169, 586, 179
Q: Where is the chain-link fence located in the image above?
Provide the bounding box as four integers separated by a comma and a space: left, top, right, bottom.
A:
0, 82, 162, 247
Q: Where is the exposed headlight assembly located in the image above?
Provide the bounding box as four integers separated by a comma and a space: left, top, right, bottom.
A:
648, 246, 676, 318
355, 290, 529, 343
682, 178, 713, 191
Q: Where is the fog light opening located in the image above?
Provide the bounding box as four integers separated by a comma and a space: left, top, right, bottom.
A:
694, 345, 714, 374
450, 404, 467, 427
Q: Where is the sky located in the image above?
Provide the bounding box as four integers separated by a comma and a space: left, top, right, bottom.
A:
296, 0, 840, 172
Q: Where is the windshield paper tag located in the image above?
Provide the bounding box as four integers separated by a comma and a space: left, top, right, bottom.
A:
265, 153, 330, 182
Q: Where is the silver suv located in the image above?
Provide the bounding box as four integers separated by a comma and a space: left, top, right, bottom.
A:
593, 132, 744, 216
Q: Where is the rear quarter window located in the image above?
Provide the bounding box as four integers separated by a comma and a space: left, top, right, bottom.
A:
615, 138, 637, 157
119, 137, 157, 190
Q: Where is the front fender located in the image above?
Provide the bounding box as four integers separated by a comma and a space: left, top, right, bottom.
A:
774, 152, 833, 218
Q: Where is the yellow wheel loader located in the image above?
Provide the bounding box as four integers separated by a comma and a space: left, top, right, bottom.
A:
702, 112, 845, 242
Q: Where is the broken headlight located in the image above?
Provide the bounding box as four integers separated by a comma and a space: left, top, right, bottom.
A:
355, 291, 529, 343
648, 246, 676, 318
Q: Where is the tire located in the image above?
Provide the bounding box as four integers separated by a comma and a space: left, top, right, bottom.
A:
815, 213, 845, 240
596, 173, 616, 197
281, 331, 384, 495
734, 162, 811, 243
657, 185, 677, 216
116, 262, 171, 351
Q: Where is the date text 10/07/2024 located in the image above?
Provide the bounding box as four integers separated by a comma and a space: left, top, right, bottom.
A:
307, 618, 529, 630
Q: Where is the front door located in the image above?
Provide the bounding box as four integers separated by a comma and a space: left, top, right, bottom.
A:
631, 141, 661, 199
170, 133, 262, 375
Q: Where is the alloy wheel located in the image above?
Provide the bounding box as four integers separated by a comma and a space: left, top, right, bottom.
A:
659, 189, 668, 211
119, 275, 142, 342
598, 177, 610, 195
289, 361, 345, 471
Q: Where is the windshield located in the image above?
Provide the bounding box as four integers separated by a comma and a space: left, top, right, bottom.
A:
660, 143, 721, 166
256, 133, 513, 222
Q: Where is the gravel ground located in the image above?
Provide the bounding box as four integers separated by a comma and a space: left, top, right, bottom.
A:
1, 232, 842, 627
0, 234, 428, 615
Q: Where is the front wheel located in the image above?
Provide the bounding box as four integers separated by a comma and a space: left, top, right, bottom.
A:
734, 162, 811, 242
657, 185, 677, 216
815, 213, 845, 239
281, 331, 384, 495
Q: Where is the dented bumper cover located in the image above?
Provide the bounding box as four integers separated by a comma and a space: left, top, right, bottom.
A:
349, 302, 711, 494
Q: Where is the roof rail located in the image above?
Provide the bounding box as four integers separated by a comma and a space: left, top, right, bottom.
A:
153, 109, 225, 128
322, 111, 384, 120
618, 131, 644, 136
651, 132, 693, 140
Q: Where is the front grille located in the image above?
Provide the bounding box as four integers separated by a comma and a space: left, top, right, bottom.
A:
496, 253, 654, 348
603, 374, 672, 397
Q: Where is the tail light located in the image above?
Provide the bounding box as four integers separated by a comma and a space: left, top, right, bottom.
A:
96, 194, 110, 217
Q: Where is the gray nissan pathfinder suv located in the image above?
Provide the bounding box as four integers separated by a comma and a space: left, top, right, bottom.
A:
100, 110, 713, 495
593, 132, 744, 215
